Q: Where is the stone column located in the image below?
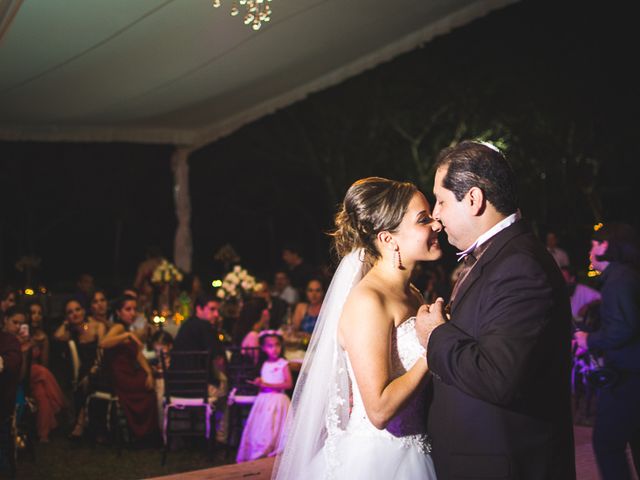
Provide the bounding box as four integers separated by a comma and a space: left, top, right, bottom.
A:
171, 147, 193, 273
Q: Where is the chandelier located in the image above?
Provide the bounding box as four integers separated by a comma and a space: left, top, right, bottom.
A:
212, 0, 273, 31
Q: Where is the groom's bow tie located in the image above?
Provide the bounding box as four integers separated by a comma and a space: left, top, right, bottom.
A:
456, 241, 478, 263
449, 240, 493, 309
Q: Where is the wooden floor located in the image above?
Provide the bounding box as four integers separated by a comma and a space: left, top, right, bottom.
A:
148, 426, 637, 480
146, 456, 275, 480
574, 425, 638, 480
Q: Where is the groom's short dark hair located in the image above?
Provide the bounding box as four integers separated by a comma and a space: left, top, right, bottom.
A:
435, 140, 518, 216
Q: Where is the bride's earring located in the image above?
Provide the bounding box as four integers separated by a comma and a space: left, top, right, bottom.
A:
394, 246, 404, 270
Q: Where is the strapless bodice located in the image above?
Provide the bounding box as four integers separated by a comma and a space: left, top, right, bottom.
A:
344, 317, 431, 453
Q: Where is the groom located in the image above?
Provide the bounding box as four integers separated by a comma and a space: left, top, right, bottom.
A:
417, 141, 576, 479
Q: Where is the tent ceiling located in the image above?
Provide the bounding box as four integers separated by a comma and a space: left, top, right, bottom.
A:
0, 0, 516, 148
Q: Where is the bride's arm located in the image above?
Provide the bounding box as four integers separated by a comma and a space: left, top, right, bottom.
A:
339, 288, 429, 430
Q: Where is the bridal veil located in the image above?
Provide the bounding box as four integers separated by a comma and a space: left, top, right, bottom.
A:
272, 249, 365, 479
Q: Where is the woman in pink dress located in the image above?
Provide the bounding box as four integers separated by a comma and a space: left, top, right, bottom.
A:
26, 301, 66, 442
3, 305, 65, 442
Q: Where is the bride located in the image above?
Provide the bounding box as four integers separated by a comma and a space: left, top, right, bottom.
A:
273, 177, 442, 479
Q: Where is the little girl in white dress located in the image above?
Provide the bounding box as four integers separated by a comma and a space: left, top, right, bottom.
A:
236, 330, 292, 463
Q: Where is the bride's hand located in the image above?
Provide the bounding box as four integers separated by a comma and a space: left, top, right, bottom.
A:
415, 298, 446, 349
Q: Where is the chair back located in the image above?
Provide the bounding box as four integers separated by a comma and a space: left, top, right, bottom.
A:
20, 347, 33, 397
162, 350, 210, 403
67, 339, 81, 389
225, 346, 261, 396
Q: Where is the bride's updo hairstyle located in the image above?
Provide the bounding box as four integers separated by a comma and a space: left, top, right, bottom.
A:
332, 177, 417, 265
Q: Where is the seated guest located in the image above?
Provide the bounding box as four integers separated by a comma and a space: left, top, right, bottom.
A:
23, 302, 66, 442
100, 296, 158, 443
120, 288, 153, 343
254, 280, 289, 330
89, 289, 112, 330
172, 295, 229, 443
0, 321, 22, 455
8, 309, 64, 443
26, 301, 50, 368
0, 286, 17, 316
53, 298, 106, 439
272, 270, 299, 308
233, 297, 270, 356
173, 294, 225, 362
74, 273, 95, 310
290, 278, 325, 338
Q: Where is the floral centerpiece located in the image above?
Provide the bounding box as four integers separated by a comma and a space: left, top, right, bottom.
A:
216, 265, 257, 301
150, 258, 184, 314
151, 259, 184, 285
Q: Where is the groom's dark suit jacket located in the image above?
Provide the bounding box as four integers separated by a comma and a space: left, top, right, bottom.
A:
426, 220, 576, 479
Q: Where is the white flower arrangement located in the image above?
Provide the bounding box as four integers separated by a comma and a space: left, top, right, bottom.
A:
151, 258, 184, 285
216, 265, 257, 301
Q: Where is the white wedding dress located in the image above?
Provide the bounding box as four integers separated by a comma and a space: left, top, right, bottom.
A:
306, 316, 437, 479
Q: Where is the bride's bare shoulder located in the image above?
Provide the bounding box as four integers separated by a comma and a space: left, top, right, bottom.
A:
340, 280, 389, 328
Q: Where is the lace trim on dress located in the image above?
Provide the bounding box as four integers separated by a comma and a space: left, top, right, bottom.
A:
324, 364, 347, 479
336, 315, 432, 464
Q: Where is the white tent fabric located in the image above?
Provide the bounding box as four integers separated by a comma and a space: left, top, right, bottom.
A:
0, 0, 517, 148
1, 0, 518, 271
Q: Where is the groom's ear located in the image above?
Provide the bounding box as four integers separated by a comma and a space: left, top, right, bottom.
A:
467, 187, 486, 216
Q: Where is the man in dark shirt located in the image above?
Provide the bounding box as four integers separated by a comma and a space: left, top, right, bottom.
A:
173, 294, 225, 361
170, 294, 229, 443
575, 223, 640, 480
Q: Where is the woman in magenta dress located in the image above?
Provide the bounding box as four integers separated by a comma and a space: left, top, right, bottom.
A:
100, 295, 158, 442
26, 301, 66, 442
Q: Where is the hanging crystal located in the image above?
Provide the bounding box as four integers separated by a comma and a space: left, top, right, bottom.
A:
213, 0, 273, 30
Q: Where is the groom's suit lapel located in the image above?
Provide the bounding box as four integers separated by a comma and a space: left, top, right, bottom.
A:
450, 219, 528, 316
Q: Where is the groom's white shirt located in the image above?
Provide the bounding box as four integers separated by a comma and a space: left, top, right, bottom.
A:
456, 210, 521, 262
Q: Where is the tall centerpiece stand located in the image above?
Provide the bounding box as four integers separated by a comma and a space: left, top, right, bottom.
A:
150, 258, 184, 335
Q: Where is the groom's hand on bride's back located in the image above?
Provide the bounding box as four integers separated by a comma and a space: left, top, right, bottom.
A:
416, 298, 446, 349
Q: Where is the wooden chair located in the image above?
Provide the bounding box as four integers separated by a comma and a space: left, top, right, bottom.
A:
224, 346, 260, 449
160, 350, 214, 465
70, 341, 126, 450
14, 349, 36, 462
0, 411, 17, 479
